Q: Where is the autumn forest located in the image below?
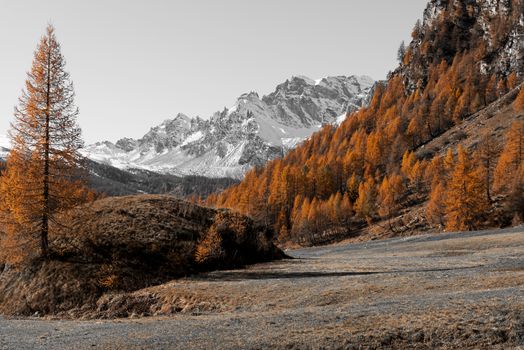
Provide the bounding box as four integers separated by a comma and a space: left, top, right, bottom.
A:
205, 2, 524, 245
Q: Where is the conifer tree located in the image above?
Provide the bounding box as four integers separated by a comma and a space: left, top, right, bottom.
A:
496, 78, 507, 98
0, 25, 90, 260
339, 193, 353, 229
378, 173, 405, 230
443, 148, 455, 176
397, 41, 406, 63
476, 134, 500, 202
485, 75, 499, 104
354, 177, 377, 223
445, 146, 487, 231
494, 121, 524, 193
426, 181, 446, 228
346, 173, 360, 202
378, 174, 405, 219
507, 72, 518, 90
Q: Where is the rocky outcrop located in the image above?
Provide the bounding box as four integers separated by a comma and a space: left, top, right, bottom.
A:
399, 0, 524, 92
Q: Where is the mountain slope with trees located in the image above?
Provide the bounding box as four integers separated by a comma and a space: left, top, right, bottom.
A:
207, 0, 524, 245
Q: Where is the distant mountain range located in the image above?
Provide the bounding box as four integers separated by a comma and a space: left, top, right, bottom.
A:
82, 75, 374, 178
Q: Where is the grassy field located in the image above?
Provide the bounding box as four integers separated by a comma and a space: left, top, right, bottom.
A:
1, 227, 523, 349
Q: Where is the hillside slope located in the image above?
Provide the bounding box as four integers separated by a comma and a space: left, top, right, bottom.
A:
0, 195, 283, 317
0, 155, 237, 199
415, 82, 524, 159
349, 84, 524, 243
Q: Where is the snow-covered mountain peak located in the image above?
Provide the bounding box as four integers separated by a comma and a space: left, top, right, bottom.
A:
291, 75, 316, 85
238, 91, 260, 100
82, 74, 375, 178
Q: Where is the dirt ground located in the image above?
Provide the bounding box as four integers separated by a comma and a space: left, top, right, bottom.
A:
1, 227, 523, 349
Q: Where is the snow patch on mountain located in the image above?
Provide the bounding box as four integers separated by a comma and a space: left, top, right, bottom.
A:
0, 135, 10, 159
335, 113, 348, 126
180, 131, 204, 147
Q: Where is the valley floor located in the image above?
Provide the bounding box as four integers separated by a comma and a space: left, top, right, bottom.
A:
1, 227, 523, 349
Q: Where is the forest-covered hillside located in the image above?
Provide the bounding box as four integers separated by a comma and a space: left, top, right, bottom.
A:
207, 0, 524, 245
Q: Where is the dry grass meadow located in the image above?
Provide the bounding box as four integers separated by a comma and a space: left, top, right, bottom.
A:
1, 227, 523, 349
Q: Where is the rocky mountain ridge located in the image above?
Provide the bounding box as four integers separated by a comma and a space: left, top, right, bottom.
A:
82, 75, 374, 178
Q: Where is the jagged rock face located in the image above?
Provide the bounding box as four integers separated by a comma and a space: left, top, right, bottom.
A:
115, 138, 137, 153
139, 113, 192, 154
264, 76, 374, 127
400, 0, 524, 92
82, 75, 374, 178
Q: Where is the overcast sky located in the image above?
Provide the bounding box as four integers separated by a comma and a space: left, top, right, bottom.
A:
0, 0, 427, 143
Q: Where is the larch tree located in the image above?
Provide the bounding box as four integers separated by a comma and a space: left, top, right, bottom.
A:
0, 25, 91, 261
484, 75, 496, 103
496, 78, 507, 98
445, 146, 487, 231
426, 181, 446, 229
378, 173, 405, 231
354, 177, 377, 224
476, 134, 501, 202
507, 72, 518, 90
494, 121, 524, 193
397, 41, 406, 63
443, 148, 455, 177
378, 174, 405, 219
346, 173, 360, 203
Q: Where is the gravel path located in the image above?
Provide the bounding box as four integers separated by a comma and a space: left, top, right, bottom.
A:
1, 227, 523, 349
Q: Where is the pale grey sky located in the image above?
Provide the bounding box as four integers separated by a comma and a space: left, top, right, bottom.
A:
0, 1, 427, 143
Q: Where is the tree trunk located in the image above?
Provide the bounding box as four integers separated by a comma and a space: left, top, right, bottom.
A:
42, 47, 51, 259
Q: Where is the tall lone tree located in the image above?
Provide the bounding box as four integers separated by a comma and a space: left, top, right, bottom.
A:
0, 25, 89, 260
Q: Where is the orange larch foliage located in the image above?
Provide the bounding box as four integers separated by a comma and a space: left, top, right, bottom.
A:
494, 121, 524, 193
507, 72, 518, 90
426, 181, 446, 229
354, 177, 377, 224
378, 173, 405, 219
444, 146, 488, 231
0, 25, 93, 262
